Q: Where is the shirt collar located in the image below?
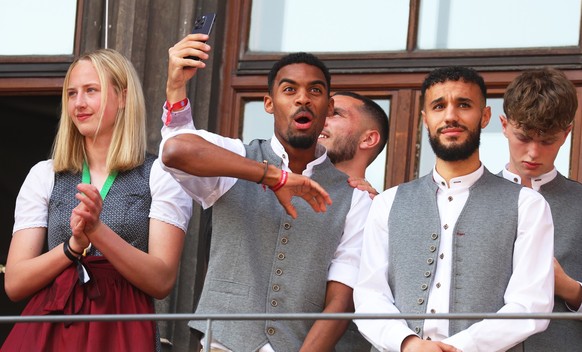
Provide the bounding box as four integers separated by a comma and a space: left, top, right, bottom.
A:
502, 164, 557, 191
270, 135, 328, 177
432, 164, 484, 191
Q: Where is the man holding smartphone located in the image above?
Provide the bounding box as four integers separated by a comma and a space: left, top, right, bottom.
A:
160, 33, 372, 352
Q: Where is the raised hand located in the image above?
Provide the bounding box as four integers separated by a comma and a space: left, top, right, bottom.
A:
166, 34, 211, 103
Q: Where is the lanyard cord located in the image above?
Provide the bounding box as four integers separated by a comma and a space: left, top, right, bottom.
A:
82, 161, 118, 199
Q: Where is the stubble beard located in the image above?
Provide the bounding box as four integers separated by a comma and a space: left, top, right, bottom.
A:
325, 134, 358, 164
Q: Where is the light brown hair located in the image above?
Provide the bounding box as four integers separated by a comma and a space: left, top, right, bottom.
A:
503, 68, 577, 133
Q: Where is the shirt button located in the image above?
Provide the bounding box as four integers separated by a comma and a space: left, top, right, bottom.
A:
283, 223, 291, 230
267, 327, 276, 335
429, 245, 436, 252
275, 268, 283, 276
448, 196, 453, 202
513, 177, 518, 183
427, 258, 434, 265
271, 299, 278, 307
281, 237, 289, 245
441, 181, 445, 186
436, 282, 441, 288
277, 252, 285, 260
443, 224, 449, 230
430, 309, 436, 313
440, 253, 444, 259
431, 233, 438, 240
272, 284, 280, 292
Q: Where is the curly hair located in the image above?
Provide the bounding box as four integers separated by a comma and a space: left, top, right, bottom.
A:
420, 66, 487, 108
503, 68, 577, 133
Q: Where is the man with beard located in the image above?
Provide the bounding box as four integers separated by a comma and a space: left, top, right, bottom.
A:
499, 68, 582, 351
160, 34, 371, 352
320, 92, 389, 197
353, 66, 555, 352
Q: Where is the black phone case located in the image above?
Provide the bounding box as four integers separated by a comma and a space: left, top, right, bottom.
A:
186, 13, 216, 61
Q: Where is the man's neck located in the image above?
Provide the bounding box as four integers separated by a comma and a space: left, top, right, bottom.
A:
333, 159, 367, 179
435, 152, 481, 186
285, 147, 317, 174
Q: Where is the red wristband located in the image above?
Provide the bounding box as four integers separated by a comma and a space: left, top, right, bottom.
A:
270, 170, 288, 192
164, 98, 188, 125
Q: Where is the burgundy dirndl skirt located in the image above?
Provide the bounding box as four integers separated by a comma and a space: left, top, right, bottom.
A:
1, 256, 157, 352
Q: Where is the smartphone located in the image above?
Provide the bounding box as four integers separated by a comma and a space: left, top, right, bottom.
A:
186, 13, 216, 61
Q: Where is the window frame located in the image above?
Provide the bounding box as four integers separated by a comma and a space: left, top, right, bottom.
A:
0, 0, 85, 94
218, 0, 582, 188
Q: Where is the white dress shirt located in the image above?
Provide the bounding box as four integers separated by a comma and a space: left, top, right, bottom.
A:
354, 165, 554, 352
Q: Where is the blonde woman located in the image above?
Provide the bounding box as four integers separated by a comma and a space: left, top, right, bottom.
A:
2, 49, 192, 352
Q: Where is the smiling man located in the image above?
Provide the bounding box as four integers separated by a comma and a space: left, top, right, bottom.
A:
354, 66, 555, 352
159, 34, 371, 352
500, 68, 582, 351
319, 92, 388, 183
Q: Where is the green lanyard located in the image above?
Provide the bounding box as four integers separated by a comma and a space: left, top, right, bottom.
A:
82, 161, 118, 199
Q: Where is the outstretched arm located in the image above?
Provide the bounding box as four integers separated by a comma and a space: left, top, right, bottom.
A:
162, 133, 331, 218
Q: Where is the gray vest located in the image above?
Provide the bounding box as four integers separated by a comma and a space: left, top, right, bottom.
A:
388, 169, 524, 351
189, 139, 354, 352
47, 154, 155, 254
523, 173, 582, 351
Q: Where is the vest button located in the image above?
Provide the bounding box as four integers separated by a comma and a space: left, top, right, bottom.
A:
424, 271, 431, 277
275, 269, 283, 276
417, 298, 424, 305
267, 327, 276, 335
281, 237, 289, 245
272, 284, 280, 292
429, 245, 436, 252
431, 233, 438, 240
415, 326, 421, 333
283, 223, 291, 230
427, 258, 434, 265
420, 283, 428, 291
271, 299, 278, 307
277, 252, 285, 260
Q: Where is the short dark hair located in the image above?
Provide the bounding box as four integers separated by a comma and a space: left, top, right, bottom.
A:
503, 68, 577, 133
332, 91, 389, 158
420, 66, 487, 108
267, 52, 331, 95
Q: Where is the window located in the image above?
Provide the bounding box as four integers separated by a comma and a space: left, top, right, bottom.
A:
0, 0, 78, 55
218, 0, 582, 187
418, 0, 581, 49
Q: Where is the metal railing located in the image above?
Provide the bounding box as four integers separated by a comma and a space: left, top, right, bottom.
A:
2, 312, 581, 351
